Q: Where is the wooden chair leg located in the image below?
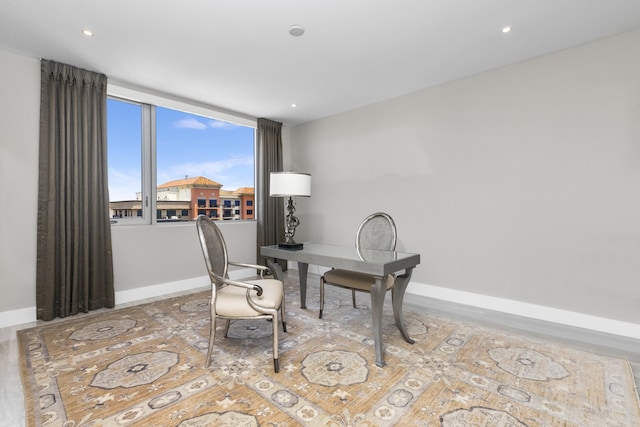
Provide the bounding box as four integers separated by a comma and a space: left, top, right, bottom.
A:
319, 276, 325, 319
272, 312, 280, 373
205, 312, 217, 368
281, 293, 287, 332
223, 319, 231, 337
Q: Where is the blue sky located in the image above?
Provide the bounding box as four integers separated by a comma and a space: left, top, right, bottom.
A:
107, 99, 255, 201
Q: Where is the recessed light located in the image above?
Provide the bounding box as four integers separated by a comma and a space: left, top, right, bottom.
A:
81, 29, 94, 37
502, 26, 512, 33
288, 25, 305, 37
291, 103, 297, 108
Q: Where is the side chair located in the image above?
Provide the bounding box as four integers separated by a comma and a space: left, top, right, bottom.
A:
195, 215, 286, 373
319, 212, 397, 319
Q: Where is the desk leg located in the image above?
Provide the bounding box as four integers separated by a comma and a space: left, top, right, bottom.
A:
265, 258, 283, 281
392, 267, 416, 345
265, 259, 309, 309
370, 276, 387, 367
298, 262, 308, 309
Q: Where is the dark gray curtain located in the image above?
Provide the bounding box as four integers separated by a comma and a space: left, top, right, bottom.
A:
256, 118, 284, 266
36, 59, 115, 321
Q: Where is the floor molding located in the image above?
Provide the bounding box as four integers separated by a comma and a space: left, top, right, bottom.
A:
404, 289, 640, 362
406, 282, 640, 341
295, 263, 640, 359
0, 270, 250, 330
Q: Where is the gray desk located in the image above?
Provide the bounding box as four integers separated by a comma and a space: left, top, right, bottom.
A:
260, 242, 420, 367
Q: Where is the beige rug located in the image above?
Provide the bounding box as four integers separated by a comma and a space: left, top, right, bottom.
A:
18, 280, 640, 426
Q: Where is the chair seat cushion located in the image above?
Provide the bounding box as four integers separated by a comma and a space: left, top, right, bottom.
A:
216, 279, 283, 317
323, 269, 394, 292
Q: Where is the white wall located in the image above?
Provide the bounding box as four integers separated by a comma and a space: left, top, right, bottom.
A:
0, 50, 258, 327
0, 51, 40, 315
289, 29, 640, 327
111, 221, 257, 293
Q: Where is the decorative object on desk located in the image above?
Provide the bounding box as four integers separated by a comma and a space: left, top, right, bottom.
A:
195, 215, 286, 372
269, 171, 311, 250
320, 212, 397, 319
17, 279, 640, 426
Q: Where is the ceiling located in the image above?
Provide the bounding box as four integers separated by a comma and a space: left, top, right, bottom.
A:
2, 1, 640, 126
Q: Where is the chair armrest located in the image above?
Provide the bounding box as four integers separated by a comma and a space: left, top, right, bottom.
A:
213, 273, 264, 296
229, 261, 270, 278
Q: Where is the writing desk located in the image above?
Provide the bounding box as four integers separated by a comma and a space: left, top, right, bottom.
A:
260, 242, 420, 367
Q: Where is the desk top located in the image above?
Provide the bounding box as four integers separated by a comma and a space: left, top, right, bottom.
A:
260, 242, 420, 276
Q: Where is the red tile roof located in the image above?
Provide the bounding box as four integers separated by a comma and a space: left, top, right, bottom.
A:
158, 176, 222, 189
233, 187, 254, 196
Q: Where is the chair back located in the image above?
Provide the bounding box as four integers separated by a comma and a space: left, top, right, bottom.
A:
355, 212, 397, 252
196, 215, 229, 284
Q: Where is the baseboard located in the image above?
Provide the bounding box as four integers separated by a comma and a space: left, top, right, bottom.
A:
289, 262, 640, 341
0, 306, 36, 329
406, 283, 640, 340
5, 267, 639, 342
115, 276, 209, 306
0, 269, 255, 329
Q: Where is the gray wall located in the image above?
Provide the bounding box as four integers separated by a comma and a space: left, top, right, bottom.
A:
0, 50, 257, 325
111, 222, 256, 292
289, 29, 640, 325
2, 29, 639, 332
0, 51, 40, 315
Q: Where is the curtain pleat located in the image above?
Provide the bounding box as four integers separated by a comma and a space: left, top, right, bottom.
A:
256, 118, 284, 266
36, 59, 115, 321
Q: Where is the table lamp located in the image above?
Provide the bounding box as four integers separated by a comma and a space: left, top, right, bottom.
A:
269, 172, 311, 249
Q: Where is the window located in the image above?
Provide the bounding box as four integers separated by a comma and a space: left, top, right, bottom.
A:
106, 99, 143, 221
247, 200, 253, 206
107, 93, 256, 225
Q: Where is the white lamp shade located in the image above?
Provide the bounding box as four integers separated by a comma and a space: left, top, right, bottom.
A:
269, 172, 311, 197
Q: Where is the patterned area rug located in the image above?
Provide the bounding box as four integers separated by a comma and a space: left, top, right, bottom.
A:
18, 278, 640, 426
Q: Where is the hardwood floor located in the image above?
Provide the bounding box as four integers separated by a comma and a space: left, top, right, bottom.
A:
1, 272, 638, 426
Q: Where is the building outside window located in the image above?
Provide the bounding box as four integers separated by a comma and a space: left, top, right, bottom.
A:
107, 96, 256, 224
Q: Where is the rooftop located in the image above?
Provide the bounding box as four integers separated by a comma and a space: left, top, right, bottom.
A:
157, 176, 222, 189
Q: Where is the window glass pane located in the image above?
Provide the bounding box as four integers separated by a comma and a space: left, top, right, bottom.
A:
107, 99, 142, 221
107, 94, 256, 225
155, 106, 255, 221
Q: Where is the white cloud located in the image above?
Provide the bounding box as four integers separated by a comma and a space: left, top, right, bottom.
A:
158, 157, 254, 188
174, 118, 207, 129
208, 119, 239, 130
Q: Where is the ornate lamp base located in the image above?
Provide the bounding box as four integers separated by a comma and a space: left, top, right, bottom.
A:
279, 196, 304, 250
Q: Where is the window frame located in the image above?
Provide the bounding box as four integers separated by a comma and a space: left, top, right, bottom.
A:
107, 83, 257, 226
